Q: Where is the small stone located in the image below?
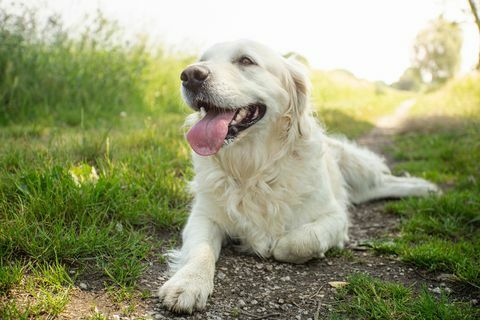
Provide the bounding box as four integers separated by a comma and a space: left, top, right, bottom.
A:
238, 299, 246, 307
444, 287, 452, 294
113, 315, 120, 320
251, 299, 258, 305
327, 261, 333, 266
266, 264, 273, 272
431, 287, 442, 294
79, 282, 88, 290
255, 263, 264, 269
280, 276, 291, 281
217, 271, 226, 280
367, 263, 373, 267
472, 299, 478, 304
278, 298, 285, 304
296, 315, 301, 320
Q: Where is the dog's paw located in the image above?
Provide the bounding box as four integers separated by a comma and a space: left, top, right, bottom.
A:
273, 231, 322, 264
158, 269, 213, 314
413, 178, 443, 196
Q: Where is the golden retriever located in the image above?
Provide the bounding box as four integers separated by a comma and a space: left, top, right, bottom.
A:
159, 40, 439, 313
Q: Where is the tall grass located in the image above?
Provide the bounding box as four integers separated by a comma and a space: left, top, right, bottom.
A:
0, 4, 191, 126
0, 6, 193, 315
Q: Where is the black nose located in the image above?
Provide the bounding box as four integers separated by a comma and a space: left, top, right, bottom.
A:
180, 65, 210, 91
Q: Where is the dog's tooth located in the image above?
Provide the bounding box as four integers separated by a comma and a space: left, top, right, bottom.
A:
253, 107, 259, 118
238, 108, 247, 119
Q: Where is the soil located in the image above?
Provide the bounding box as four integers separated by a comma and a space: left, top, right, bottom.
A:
60, 100, 479, 319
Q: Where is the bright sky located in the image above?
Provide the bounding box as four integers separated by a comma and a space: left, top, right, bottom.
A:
25, 0, 480, 83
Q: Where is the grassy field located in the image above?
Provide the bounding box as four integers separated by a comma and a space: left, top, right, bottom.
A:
311, 70, 411, 138
334, 75, 480, 319
373, 73, 480, 286
0, 6, 478, 319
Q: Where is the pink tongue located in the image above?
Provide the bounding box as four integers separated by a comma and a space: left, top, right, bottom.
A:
186, 110, 237, 156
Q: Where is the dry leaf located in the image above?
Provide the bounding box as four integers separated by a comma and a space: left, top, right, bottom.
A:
328, 281, 348, 288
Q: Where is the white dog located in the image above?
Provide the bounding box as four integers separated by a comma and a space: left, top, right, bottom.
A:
159, 40, 438, 313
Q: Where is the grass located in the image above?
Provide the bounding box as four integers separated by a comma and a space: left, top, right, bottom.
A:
311, 69, 412, 138
328, 273, 479, 320
372, 74, 480, 288
0, 5, 192, 317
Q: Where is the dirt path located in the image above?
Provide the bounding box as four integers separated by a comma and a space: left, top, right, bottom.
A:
64, 100, 464, 319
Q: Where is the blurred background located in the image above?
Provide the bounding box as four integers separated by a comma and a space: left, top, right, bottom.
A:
0, 1, 479, 319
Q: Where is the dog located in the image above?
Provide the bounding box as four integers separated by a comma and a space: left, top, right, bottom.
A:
158, 40, 439, 313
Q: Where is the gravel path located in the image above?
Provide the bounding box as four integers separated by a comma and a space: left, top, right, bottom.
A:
62, 100, 473, 319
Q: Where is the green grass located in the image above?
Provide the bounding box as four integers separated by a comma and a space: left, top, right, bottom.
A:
373, 75, 480, 288
328, 273, 478, 320
311, 70, 412, 138
0, 5, 192, 316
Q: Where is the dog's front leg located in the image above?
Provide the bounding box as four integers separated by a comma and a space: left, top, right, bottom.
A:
159, 201, 223, 314
273, 201, 349, 264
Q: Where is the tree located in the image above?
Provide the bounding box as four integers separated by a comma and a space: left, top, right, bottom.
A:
412, 17, 463, 84
467, 0, 480, 69
391, 67, 422, 91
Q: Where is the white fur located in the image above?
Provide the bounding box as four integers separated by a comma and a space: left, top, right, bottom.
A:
158, 40, 439, 313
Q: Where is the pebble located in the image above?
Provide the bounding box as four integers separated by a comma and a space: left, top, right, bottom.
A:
251, 299, 258, 305
79, 282, 88, 290
217, 271, 226, 280
472, 299, 478, 304
255, 263, 264, 269
266, 264, 273, 272
112, 315, 120, 320
431, 287, 442, 294
238, 299, 246, 307
278, 298, 285, 304
280, 276, 291, 281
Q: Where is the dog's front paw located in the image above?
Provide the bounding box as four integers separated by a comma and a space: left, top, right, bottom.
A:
273, 231, 323, 264
159, 269, 213, 314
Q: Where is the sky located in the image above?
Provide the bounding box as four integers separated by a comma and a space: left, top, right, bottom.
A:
21, 0, 480, 83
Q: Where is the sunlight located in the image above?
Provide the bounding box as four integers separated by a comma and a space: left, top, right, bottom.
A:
28, 0, 479, 83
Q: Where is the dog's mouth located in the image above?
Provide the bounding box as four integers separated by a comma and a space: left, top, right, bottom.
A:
186, 101, 267, 156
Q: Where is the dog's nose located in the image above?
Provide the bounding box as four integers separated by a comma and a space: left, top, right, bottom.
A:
180, 65, 210, 91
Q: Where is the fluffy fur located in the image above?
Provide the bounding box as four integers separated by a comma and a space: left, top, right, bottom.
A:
158, 40, 439, 313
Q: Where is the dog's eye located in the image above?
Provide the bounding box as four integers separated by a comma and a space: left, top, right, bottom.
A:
238, 56, 255, 66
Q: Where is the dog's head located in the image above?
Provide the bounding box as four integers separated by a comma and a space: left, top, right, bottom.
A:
181, 40, 310, 156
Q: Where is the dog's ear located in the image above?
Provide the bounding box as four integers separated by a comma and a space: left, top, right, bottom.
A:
284, 57, 310, 137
